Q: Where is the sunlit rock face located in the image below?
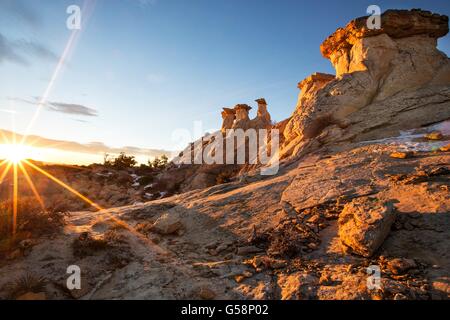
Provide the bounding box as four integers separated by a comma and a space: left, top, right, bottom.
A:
221, 108, 236, 133
281, 9, 450, 159
232, 104, 252, 130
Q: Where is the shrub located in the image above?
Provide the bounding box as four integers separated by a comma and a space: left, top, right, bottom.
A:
104, 152, 137, 169
149, 154, 169, 170
4, 272, 46, 299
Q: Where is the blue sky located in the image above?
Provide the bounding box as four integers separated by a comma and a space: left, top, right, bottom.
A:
0, 0, 449, 163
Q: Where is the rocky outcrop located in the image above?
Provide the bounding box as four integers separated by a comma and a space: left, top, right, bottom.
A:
282, 9, 450, 159
232, 104, 252, 130
251, 98, 272, 129
221, 108, 235, 133
321, 9, 449, 62
338, 197, 396, 257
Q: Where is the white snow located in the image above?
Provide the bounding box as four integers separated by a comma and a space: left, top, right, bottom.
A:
360, 120, 450, 152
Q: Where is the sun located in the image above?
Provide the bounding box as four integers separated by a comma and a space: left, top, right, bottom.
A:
1, 144, 27, 164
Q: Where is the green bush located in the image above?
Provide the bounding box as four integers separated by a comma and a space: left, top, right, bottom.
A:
104, 152, 137, 169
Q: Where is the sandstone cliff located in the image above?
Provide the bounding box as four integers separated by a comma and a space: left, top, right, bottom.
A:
281, 9, 450, 160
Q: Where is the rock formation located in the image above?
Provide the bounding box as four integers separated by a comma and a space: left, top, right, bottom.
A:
281, 9, 450, 159
251, 98, 272, 129
221, 108, 236, 133
232, 104, 252, 130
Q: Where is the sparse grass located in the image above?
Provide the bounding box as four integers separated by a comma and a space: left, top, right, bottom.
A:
4, 272, 46, 299
0, 197, 66, 258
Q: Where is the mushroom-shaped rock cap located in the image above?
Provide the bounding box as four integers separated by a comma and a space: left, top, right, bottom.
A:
234, 104, 252, 111
320, 9, 449, 59
255, 98, 267, 105
298, 73, 335, 89
222, 107, 236, 114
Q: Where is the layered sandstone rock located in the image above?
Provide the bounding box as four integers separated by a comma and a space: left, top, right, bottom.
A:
232, 104, 252, 129
338, 197, 396, 257
221, 108, 236, 133
282, 9, 450, 159
252, 98, 272, 129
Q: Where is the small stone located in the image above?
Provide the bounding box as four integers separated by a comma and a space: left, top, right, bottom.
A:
236, 246, 263, 256
151, 213, 183, 235
216, 243, 229, 253
208, 249, 218, 256
390, 151, 412, 159
307, 215, 320, 224
424, 131, 443, 140
198, 287, 216, 300
205, 241, 218, 249
149, 235, 161, 244
387, 258, 417, 275
439, 143, 450, 152
393, 293, 408, 300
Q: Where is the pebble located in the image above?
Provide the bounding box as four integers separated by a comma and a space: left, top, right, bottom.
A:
198, 287, 216, 300
236, 246, 263, 256
424, 131, 443, 140
390, 151, 413, 159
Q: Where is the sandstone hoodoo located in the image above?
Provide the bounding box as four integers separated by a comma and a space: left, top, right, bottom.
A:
221, 108, 236, 133
232, 104, 252, 129
252, 98, 272, 129
280, 8, 450, 160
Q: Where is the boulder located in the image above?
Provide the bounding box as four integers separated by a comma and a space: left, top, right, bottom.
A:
338, 197, 396, 257
151, 212, 183, 235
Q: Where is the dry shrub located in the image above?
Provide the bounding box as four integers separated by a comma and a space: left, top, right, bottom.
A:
0, 197, 66, 257
4, 272, 46, 299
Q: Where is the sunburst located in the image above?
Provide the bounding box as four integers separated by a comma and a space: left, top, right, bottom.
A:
0, 0, 164, 253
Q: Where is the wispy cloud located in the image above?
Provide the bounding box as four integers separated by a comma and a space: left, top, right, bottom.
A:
8, 97, 99, 117
47, 102, 98, 117
0, 32, 58, 66
0, 33, 29, 66
0, 0, 42, 28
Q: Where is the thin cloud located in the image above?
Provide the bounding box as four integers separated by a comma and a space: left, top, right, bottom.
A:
0, 0, 42, 28
47, 102, 98, 117
0, 33, 29, 66
8, 97, 99, 117
0, 32, 58, 66
16, 39, 59, 62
